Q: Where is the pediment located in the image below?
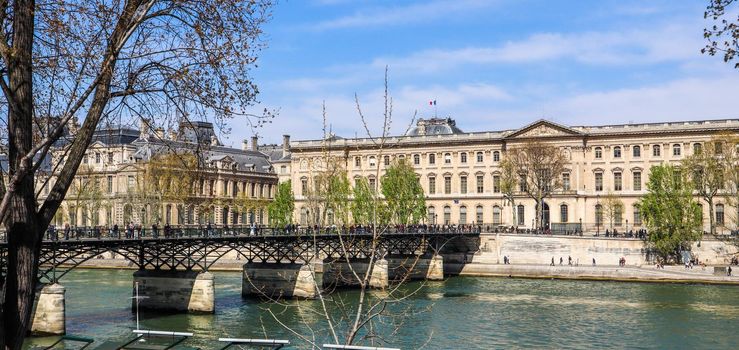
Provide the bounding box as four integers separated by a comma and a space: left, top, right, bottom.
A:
506, 119, 583, 139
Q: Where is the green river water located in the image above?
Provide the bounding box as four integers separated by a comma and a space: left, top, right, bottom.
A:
24, 269, 739, 349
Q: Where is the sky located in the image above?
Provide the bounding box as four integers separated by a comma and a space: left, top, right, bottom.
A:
222, 0, 739, 146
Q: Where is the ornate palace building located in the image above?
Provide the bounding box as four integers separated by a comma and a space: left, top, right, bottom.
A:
284, 118, 739, 233
38, 120, 279, 228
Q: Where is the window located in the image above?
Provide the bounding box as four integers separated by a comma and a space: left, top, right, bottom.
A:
476, 175, 484, 193
560, 204, 568, 223
493, 151, 500, 162
281, 165, 287, 174
429, 177, 436, 194
443, 206, 451, 225
459, 206, 467, 224
493, 175, 501, 193
614, 207, 623, 226
614, 172, 622, 191
595, 147, 602, 159
369, 156, 376, 167
595, 173, 603, 191
595, 204, 603, 226
476, 205, 483, 224
127, 176, 135, 190
461, 152, 467, 163
633, 171, 642, 191
613, 146, 621, 158
355, 157, 361, 167
369, 177, 376, 191
716, 204, 725, 225
444, 176, 452, 194
460, 176, 467, 194
413, 154, 420, 165
444, 153, 452, 164
693, 143, 702, 155
519, 174, 527, 192
429, 153, 436, 165
493, 206, 502, 225
301, 178, 308, 195
633, 205, 642, 225
562, 173, 570, 191
476, 152, 483, 163
673, 144, 681, 156
427, 206, 436, 224
633, 145, 641, 158
83, 154, 88, 164
517, 205, 525, 226
223, 181, 229, 195
107, 176, 113, 193
652, 145, 661, 157
384, 155, 390, 166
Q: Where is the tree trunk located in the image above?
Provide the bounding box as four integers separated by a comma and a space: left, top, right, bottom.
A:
708, 197, 715, 235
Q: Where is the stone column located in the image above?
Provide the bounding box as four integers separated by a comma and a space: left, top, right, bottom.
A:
133, 270, 215, 313
369, 259, 389, 289
31, 283, 66, 336
242, 260, 324, 299
426, 254, 444, 281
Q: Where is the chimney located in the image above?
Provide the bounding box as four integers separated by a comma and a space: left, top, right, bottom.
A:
251, 135, 258, 151
155, 127, 165, 140
242, 139, 249, 151
210, 135, 219, 146
282, 135, 291, 157
139, 118, 150, 139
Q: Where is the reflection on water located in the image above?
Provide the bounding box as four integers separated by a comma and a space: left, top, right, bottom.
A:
24, 269, 739, 349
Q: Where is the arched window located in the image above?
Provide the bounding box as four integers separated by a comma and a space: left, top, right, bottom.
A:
427, 206, 436, 224
716, 204, 725, 225
560, 204, 568, 223
517, 205, 525, 226
673, 144, 681, 156
369, 156, 376, 167
384, 155, 390, 166
476, 205, 483, 224
652, 145, 661, 157
444, 153, 452, 164
459, 206, 467, 224
413, 154, 420, 165
633, 145, 641, 158
493, 151, 500, 162
693, 143, 702, 154
476, 152, 484, 163
493, 206, 502, 225
594, 147, 602, 159
443, 206, 451, 225
461, 152, 467, 163
613, 146, 621, 158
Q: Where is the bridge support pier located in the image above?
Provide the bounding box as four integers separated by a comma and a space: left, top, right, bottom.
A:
31, 283, 66, 336
324, 258, 389, 289
132, 270, 214, 313
387, 254, 444, 281
242, 260, 324, 299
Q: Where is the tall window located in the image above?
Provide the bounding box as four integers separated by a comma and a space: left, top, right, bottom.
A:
413, 154, 420, 165
614, 172, 622, 191
384, 155, 390, 166
476, 152, 484, 163
595, 147, 602, 159
107, 176, 113, 193
715, 142, 723, 155
633, 171, 642, 191
429, 177, 436, 194
461, 152, 467, 163
595, 204, 603, 226
459, 206, 467, 224
95, 153, 101, 163
443, 206, 451, 225
562, 173, 570, 191
716, 204, 725, 225
633, 145, 641, 158
673, 144, 681, 156
444, 176, 452, 194
652, 145, 661, 157
633, 205, 642, 225
615, 206, 623, 226
476, 205, 483, 224
613, 146, 622, 158
369, 156, 376, 167
429, 153, 436, 165
517, 205, 525, 226
560, 204, 568, 223
108, 152, 114, 163
493, 206, 502, 225
493, 151, 500, 162
476, 175, 484, 193
444, 153, 452, 164
519, 174, 527, 192
595, 173, 603, 191
493, 175, 501, 193
301, 178, 308, 195
427, 206, 435, 224
460, 176, 468, 194
369, 177, 376, 191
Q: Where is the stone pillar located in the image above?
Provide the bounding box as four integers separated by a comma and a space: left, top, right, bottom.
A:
386, 255, 444, 281
369, 259, 389, 289
31, 283, 66, 336
426, 254, 444, 280
242, 260, 324, 299
132, 270, 214, 313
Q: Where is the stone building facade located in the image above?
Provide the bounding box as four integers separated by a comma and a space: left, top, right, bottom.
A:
284, 118, 739, 233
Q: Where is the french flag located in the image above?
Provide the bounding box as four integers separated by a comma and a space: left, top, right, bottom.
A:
429, 100, 436, 106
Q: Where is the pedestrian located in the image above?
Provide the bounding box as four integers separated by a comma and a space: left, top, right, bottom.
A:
113, 224, 119, 239
568, 256, 572, 266
728, 266, 733, 277
592, 258, 596, 266
559, 257, 563, 265
64, 223, 70, 240
551, 257, 555, 266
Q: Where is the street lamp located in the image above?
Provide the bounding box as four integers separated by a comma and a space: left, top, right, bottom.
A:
596, 194, 601, 236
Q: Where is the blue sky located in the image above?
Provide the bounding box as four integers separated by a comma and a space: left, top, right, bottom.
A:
224, 0, 739, 146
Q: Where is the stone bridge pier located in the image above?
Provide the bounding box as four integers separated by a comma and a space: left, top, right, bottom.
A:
387, 254, 444, 281
323, 258, 390, 289
31, 283, 66, 335
132, 270, 215, 313
242, 260, 325, 299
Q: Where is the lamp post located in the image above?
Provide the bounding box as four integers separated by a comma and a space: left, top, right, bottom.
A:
596, 194, 601, 236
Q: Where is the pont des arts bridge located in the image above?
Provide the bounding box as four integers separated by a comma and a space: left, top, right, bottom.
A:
0, 226, 480, 335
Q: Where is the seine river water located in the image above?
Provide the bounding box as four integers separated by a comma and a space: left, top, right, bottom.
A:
25, 269, 739, 349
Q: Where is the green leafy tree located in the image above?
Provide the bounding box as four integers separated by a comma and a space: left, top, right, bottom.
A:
499, 157, 518, 228
322, 172, 351, 226
351, 177, 376, 225
639, 165, 703, 261
381, 159, 426, 225
682, 140, 725, 235
268, 180, 295, 227
703, 0, 739, 68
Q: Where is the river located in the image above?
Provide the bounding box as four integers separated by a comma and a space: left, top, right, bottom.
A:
25, 269, 739, 349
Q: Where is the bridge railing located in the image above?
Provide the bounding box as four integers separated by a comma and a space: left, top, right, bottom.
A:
15, 224, 481, 242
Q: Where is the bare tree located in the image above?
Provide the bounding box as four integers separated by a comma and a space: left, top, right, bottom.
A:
499, 157, 518, 230
0, 1, 274, 347
506, 141, 568, 230
683, 138, 726, 235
